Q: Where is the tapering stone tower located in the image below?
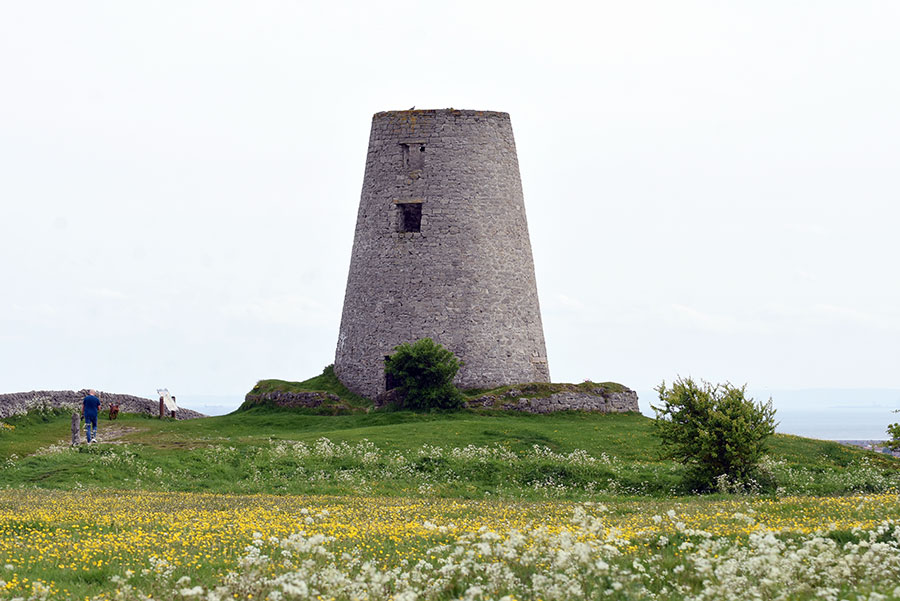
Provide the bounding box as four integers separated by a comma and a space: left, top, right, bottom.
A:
334, 109, 550, 399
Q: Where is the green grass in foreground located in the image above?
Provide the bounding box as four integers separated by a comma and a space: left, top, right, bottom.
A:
1, 408, 898, 498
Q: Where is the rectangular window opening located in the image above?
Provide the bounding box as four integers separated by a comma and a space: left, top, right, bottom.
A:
398, 203, 422, 232
401, 141, 425, 170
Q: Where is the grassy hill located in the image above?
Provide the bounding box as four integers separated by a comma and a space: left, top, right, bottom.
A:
2, 406, 898, 499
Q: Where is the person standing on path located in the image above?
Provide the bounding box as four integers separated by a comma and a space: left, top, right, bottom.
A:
82, 389, 102, 443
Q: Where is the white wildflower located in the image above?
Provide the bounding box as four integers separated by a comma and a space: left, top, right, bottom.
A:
179, 586, 204, 597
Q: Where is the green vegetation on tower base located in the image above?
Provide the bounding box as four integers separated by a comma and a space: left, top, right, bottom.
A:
384, 338, 464, 410
243, 365, 635, 415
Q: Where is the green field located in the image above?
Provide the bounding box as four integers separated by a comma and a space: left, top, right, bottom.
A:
2, 406, 898, 498
2, 405, 900, 600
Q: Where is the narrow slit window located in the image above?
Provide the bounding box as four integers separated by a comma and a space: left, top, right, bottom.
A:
385, 355, 399, 390
398, 203, 422, 232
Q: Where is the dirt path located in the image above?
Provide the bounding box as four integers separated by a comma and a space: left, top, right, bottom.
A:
62, 424, 143, 448
88, 424, 142, 443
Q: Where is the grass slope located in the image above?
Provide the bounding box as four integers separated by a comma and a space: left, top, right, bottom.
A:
2, 408, 898, 498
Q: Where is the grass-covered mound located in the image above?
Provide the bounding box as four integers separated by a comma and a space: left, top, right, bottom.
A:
242, 365, 370, 412
243, 365, 633, 413
1, 408, 898, 498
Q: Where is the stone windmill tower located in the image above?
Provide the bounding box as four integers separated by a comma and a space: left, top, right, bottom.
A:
334, 109, 550, 399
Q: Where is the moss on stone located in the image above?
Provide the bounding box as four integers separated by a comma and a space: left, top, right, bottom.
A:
246, 368, 632, 415
245, 365, 370, 409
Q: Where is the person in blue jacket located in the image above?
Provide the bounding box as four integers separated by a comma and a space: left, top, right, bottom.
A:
82, 390, 102, 443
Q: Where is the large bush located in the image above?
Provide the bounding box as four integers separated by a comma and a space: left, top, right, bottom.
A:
385, 338, 464, 410
651, 377, 777, 491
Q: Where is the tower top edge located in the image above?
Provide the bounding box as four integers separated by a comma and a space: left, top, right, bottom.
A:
373, 108, 510, 120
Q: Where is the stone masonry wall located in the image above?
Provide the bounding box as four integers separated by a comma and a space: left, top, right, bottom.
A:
465, 387, 639, 414
0, 390, 205, 420
335, 109, 550, 399
243, 390, 340, 409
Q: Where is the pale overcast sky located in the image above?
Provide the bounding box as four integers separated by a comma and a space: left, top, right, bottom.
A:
2, 2, 898, 411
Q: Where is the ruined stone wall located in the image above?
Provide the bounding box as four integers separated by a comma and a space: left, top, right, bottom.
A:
465, 387, 640, 414
0, 390, 205, 420
243, 390, 340, 410
335, 109, 550, 399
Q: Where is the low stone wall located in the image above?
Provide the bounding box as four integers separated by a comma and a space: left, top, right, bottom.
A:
0, 390, 205, 420
465, 386, 639, 414
243, 391, 341, 409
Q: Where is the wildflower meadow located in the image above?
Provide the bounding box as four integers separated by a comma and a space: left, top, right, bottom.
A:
2, 410, 900, 599
1, 489, 899, 600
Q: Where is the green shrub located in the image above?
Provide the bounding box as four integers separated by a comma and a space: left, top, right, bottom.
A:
652, 377, 777, 491
887, 413, 900, 451
385, 338, 464, 410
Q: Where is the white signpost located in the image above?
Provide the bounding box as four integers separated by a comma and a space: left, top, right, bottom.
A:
156, 388, 178, 413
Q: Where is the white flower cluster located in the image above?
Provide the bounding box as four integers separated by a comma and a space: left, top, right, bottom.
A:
7, 436, 899, 498
765, 455, 897, 495
107, 506, 900, 601
266, 438, 614, 467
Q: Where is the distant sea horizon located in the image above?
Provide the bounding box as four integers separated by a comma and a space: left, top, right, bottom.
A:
638, 388, 900, 441
179, 388, 900, 442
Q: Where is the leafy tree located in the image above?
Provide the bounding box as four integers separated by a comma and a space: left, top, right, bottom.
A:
385, 338, 464, 410
651, 377, 777, 491
887, 411, 900, 451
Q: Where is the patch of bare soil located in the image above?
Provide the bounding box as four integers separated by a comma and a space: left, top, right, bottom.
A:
62, 424, 143, 448
92, 425, 141, 443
